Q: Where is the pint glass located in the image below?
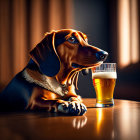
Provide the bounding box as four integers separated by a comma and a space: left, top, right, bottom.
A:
92, 63, 117, 107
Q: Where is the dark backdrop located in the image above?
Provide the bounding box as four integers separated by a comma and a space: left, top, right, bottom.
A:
74, 0, 111, 98
74, 0, 140, 101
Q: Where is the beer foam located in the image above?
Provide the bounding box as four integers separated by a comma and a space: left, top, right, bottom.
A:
92, 72, 117, 79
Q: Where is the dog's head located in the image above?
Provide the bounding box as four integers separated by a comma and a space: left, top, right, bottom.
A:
30, 29, 108, 77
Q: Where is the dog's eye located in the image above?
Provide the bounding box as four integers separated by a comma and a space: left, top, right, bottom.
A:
68, 37, 78, 44
68, 37, 75, 43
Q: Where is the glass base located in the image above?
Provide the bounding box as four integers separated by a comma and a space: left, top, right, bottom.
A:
95, 100, 114, 108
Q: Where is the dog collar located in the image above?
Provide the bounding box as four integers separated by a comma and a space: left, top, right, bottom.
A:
22, 70, 68, 97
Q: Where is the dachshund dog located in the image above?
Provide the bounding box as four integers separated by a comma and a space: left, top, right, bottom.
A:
0, 29, 108, 115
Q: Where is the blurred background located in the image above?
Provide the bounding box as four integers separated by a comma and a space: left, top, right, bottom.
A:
0, 0, 140, 101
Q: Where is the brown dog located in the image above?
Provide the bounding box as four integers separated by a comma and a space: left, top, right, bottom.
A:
0, 29, 108, 115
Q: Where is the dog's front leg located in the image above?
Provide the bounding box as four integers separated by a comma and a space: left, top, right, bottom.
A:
27, 86, 87, 115
28, 98, 66, 112
56, 85, 87, 115
28, 97, 87, 115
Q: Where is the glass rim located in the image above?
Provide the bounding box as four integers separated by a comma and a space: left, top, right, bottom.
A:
92, 63, 117, 72
99, 63, 116, 65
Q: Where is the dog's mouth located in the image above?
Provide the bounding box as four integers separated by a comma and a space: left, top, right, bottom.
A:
72, 61, 103, 69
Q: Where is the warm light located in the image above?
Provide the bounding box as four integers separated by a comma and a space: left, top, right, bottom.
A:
96, 108, 103, 134
13, 0, 27, 74
96, 108, 114, 138
118, 0, 139, 68
119, 101, 140, 139
30, 0, 43, 49
118, 0, 131, 68
131, 0, 139, 64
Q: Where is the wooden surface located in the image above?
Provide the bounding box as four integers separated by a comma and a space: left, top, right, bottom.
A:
0, 98, 140, 140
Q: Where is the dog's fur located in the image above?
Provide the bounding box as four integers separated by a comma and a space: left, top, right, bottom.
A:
0, 29, 108, 115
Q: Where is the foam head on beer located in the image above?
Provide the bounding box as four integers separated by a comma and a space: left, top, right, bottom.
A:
92, 72, 117, 79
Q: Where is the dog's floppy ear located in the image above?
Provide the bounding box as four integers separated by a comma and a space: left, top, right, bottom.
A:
30, 31, 61, 77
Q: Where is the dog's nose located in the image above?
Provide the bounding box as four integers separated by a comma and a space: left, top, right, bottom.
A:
96, 51, 108, 61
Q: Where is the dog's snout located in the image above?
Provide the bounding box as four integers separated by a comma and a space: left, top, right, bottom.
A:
96, 51, 108, 61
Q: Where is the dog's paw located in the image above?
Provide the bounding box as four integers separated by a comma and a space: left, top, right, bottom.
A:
68, 102, 87, 115
58, 102, 87, 116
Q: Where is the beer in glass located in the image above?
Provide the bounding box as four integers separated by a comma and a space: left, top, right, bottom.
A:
92, 63, 117, 107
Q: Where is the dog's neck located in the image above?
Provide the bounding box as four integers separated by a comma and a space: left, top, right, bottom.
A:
55, 64, 72, 84
55, 63, 79, 89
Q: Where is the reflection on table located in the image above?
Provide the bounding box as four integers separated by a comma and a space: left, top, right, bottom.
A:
0, 99, 139, 140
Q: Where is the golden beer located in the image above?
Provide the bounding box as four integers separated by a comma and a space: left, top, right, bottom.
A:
92, 71, 117, 107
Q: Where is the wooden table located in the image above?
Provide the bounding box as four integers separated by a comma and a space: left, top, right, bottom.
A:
0, 99, 140, 140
